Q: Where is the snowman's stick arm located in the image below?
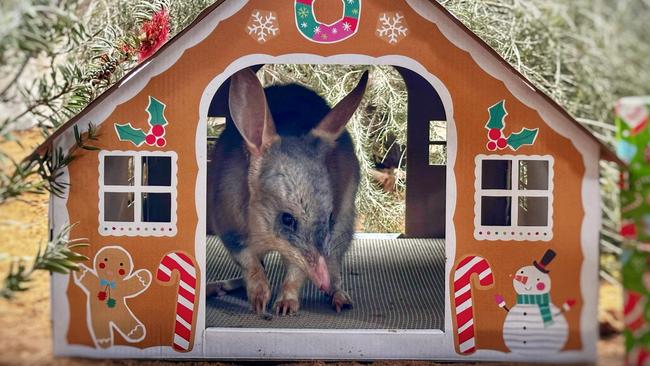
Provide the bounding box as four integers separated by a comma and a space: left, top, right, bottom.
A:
556, 299, 576, 315
494, 294, 510, 312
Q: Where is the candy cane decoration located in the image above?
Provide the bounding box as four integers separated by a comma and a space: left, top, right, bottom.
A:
453, 255, 494, 355
628, 346, 650, 366
625, 291, 649, 337
157, 251, 199, 352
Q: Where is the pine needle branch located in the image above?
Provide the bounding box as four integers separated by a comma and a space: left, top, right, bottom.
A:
1, 223, 89, 300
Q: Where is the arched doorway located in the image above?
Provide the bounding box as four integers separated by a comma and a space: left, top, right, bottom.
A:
200, 59, 452, 332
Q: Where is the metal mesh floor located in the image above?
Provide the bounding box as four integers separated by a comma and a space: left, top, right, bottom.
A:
205, 235, 446, 329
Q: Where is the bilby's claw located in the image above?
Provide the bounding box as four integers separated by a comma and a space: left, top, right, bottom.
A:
331, 289, 353, 313
248, 281, 270, 315
273, 297, 299, 316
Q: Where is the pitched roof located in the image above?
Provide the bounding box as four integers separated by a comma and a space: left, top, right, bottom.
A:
30, 0, 623, 166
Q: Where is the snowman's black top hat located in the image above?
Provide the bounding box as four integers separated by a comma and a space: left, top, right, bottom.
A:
533, 249, 556, 273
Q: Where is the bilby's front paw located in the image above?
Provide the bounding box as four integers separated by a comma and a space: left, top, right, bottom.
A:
247, 280, 270, 315
331, 289, 353, 313
274, 293, 300, 316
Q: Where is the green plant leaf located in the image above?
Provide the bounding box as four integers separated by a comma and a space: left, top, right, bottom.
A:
146, 96, 167, 126
114, 123, 146, 146
485, 100, 507, 130
507, 128, 539, 150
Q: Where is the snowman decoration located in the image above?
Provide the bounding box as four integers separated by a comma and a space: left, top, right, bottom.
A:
494, 249, 575, 354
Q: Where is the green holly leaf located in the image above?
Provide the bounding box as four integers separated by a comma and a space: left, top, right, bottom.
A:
146, 96, 167, 126
485, 100, 507, 130
114, 123, 147, 146
507, 128, 539, 150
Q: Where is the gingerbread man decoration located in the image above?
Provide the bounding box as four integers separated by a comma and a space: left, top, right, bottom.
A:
73, 245, 152, 348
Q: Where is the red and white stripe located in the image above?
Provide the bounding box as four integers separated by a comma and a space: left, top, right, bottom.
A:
625, 291, 649, 337
157, 252, 198, 352
628, 345, 650, 366
453, 255, 494, 355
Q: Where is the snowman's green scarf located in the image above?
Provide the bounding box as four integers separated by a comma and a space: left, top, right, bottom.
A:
516, 293, 553, 326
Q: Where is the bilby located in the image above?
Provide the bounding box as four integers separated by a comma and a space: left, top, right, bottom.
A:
206, 68, 367, 316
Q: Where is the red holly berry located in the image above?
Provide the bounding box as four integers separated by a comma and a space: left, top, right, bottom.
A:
97, 291, 107, 301
486, 141, 497, 151
151, 124, 165, 137
496, 138, 507, 149
145, 134, 156, 145
488, 128, 502, 141
156, 137, 166, 147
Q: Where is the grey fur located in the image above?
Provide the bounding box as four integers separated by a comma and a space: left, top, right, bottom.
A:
207, 68, 366, 315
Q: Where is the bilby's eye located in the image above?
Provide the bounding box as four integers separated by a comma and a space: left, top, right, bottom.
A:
329, 212, 335, 230
280, 213, 298, 232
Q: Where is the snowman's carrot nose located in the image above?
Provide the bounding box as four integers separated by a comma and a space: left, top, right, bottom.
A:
515, 275, 528, 284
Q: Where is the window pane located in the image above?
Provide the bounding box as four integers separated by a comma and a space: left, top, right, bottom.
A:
481, 160, 512, 189
142, 192, 171, 222
481, 196, 512, 226
429, 144, 447, 165
429, 120, 446, 142
519, 160, 549, 190
518, 196, 548, 226
142, 156, 172, 186
104, 192, 134, 221
104, 156, 134, 186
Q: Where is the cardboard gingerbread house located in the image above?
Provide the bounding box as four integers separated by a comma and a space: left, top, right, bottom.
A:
33, 0, 622, 362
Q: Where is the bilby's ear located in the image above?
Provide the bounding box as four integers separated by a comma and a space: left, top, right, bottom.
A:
312, 71, 369, 142
229, 68, 278, 156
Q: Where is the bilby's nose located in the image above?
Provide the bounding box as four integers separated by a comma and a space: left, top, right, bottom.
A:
515, 275, 528, 284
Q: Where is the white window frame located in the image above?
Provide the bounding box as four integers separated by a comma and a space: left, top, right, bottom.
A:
98, 150, 178, 237
474, 154, 554, 241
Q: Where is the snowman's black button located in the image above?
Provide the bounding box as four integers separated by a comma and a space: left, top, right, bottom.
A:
523, 341, 527, 344
523, 326, 527, 330
523, 312, 527, 316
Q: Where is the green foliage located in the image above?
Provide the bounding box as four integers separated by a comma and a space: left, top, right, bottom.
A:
1, 224, 88, 299
0, 0, 215, 298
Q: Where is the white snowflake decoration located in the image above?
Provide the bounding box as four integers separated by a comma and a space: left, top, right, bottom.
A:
342, 21, 352, 32
314, 25, 321, 34
376, 12, 408, 45
246, 10, 280, 44
298, 7, 309, 19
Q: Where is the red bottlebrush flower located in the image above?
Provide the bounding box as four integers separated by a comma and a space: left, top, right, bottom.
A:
137, 9, 170, 62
